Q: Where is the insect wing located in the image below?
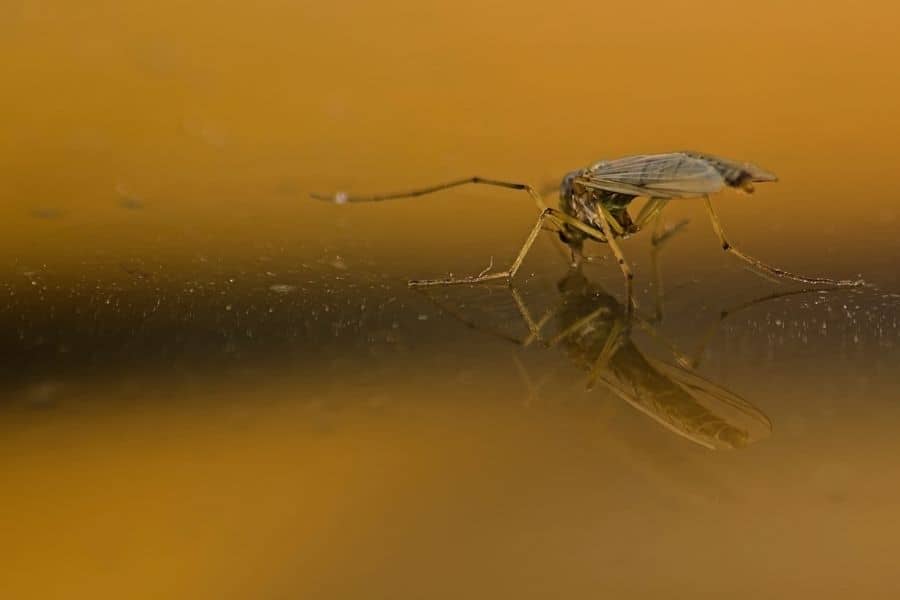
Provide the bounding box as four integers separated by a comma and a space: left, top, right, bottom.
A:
592, 355, 771, 450
583, 153, 726, 197
646, 357, 773, 449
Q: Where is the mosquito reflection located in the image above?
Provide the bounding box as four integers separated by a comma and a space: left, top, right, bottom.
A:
421, 269, 780, 450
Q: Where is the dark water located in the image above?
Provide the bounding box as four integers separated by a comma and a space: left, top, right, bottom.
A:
3, 247, 899, 598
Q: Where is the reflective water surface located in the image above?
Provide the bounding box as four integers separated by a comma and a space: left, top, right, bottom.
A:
3, 1, 900, 598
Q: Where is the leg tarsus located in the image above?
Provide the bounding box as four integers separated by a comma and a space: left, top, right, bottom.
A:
476, 256, 495, 278
409, 207, 558, 287
703, 195, 865, 288
409, 206, 617, 288
408, 270, 510, 287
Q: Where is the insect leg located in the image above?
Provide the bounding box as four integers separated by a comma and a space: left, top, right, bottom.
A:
409, 207, 556, 286
545, 304, 614, 347
683, 285, 843, 369
596, 204, 626, 236
585, 318, 628, 391
510, 287, 558, 347
703, 195, 864, 287
651, 213, 668, 322
630, 315, 698, 370
311, 176, 549, 211
593, 206, 634, 305
632, 198, 670, 232
410, 208, 608, 287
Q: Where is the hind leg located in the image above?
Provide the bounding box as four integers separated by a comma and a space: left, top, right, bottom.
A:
703, 195, 864, 287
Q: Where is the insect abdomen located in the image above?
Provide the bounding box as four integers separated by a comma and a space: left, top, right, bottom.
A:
684, 151, 778, 193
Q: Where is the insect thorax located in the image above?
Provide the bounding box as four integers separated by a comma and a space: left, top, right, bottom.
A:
558, 170, 636, 247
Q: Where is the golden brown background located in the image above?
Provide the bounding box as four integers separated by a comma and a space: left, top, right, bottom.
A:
2, 1, 900, 598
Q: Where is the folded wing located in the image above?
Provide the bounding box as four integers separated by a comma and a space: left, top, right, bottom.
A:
581, 152, 727, 198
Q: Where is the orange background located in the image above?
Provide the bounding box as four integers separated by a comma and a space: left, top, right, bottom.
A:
1, 1, 898, 281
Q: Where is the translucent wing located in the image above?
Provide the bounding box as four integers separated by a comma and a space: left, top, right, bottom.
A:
595, 351, 772, 450
646, 357, 772, 449
580, 152, 726, 198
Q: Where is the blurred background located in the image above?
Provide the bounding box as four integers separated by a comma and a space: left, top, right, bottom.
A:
2, 2, 899, 598
2, 0, 899, 280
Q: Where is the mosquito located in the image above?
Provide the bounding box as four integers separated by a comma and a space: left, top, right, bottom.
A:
311, 151, 865, 296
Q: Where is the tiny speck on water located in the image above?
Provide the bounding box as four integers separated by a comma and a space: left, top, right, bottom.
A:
269, 284, 296, 294
418, 314, 429, 321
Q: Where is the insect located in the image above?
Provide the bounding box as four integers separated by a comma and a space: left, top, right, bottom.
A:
312, 151, 864, 296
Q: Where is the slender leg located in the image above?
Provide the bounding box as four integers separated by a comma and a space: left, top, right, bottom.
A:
703, 195, 864, 287
631, 315, 698, 370
312, 177, 596, 286
311, 176, 549, 211
409, 208, 554, 286
594, 206, 634, 305
545, 305, 613, 347
651, 217, 689, 248
597, 203, 626, 236
585, 318, 628, 391
511, 287, 557, 347
410, 207, 608, 287
651, 214, 667, 323
632, 198, 670, 233
682, 285, 843, 369
633, 283, 845, 372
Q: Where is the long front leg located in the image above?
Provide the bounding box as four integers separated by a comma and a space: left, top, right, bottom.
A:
311, 176, 549, 211
703, 195, 865, 287
410, 208, 609, 287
